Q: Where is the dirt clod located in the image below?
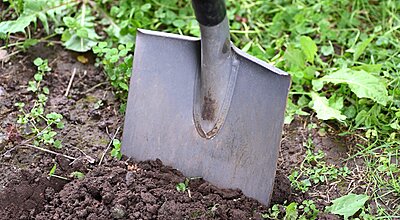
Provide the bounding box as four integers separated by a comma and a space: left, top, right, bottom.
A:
0, 169, 67, 219
34, 160, 267, 219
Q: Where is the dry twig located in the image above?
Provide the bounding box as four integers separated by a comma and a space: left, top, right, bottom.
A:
65, 68, 77, 96
99, 126, 121, 165
23, 144, 77, 161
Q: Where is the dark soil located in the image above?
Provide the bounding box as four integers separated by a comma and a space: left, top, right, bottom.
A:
0, 168, 68, 219
0, 41, 359, 219
36, 159, 267, 220
0, 42, 123, 219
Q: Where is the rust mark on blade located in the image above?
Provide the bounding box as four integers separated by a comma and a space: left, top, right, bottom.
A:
206, 125, 220, 138
201, 91, 217, 121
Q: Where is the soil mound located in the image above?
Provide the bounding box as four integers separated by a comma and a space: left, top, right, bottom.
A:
35, 159, 268, 219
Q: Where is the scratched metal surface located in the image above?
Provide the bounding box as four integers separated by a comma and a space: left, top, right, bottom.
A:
122, 29, 290, 205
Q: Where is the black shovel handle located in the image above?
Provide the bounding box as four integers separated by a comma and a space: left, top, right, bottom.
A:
192, 0, 227, 26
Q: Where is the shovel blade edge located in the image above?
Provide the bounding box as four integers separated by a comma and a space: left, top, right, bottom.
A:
122, 29, 291, 205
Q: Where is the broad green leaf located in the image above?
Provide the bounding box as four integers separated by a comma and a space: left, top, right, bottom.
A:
172, 19, 185, 28
300, 36, 317, 63
351, 64, 382, 73
42, 86, 50, 95
86, 28, 101, 41
311, 79, 323, 91
301, 179, 312, 187
63, 17, 78, 28
326, 193, 369, 220
37, 12, 49, 34
291, 71, 305, 83
110, 148, 122, 159
33, 57, 43, 66
104, 25, 135, 44
390, 120, 400, 130
34, 73, 43, 81
140, 3, 151, 12
125, 42, 133, 49
56, 122, 64, 129
64, 35, 97, 52
23, 0, 46, 12
49, 164, 57, 176
303, 66, 316, 80
0, 15, 36, 35
61, 31, 72, 42
353, 36, 374, 62
310, 93, 346, 121
284, 202, 298, 220
321, 45, 334, 56
48, 131, 57, 138
354, 106, 381, 128
46, 112, 63, 120
113, 139, 121, 148
98, 42, 108, 49
284, 45, 306, 71
285, 99, 309, 124
54, 139, 62, 149
118, 49, 128, 57
117, 45, 125, 50
328, 94, 344, 110
316, 68, 388, 105
119, 82, 129, 91
298, 95, 311, 106
27, 81, 38, 92
176, 182, 186, 192
242, 41, 252, 53
344, 105, 357, 119
76, 28, 89, 38
70, 171, 85, 180
110, 55, 119, 63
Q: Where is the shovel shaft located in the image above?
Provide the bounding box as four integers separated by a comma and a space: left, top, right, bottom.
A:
192, 0, 226, 26
191, 0, 237, 138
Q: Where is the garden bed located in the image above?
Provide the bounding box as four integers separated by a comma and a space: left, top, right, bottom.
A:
0, 43, 355, 219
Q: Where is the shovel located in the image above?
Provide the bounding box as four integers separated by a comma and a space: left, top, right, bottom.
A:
122, 0, 290, 205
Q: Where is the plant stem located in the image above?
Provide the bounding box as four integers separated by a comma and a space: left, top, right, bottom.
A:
80, 0, 87, 50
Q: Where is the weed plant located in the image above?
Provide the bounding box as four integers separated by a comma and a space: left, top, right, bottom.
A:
1, 0, 399, 218
15, 58, 64, 149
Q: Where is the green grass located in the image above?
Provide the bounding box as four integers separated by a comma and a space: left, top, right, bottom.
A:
289, 137, 351, 193
1, 0, 399, 218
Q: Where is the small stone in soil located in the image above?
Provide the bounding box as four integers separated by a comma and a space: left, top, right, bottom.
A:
111, 204, 126, 219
